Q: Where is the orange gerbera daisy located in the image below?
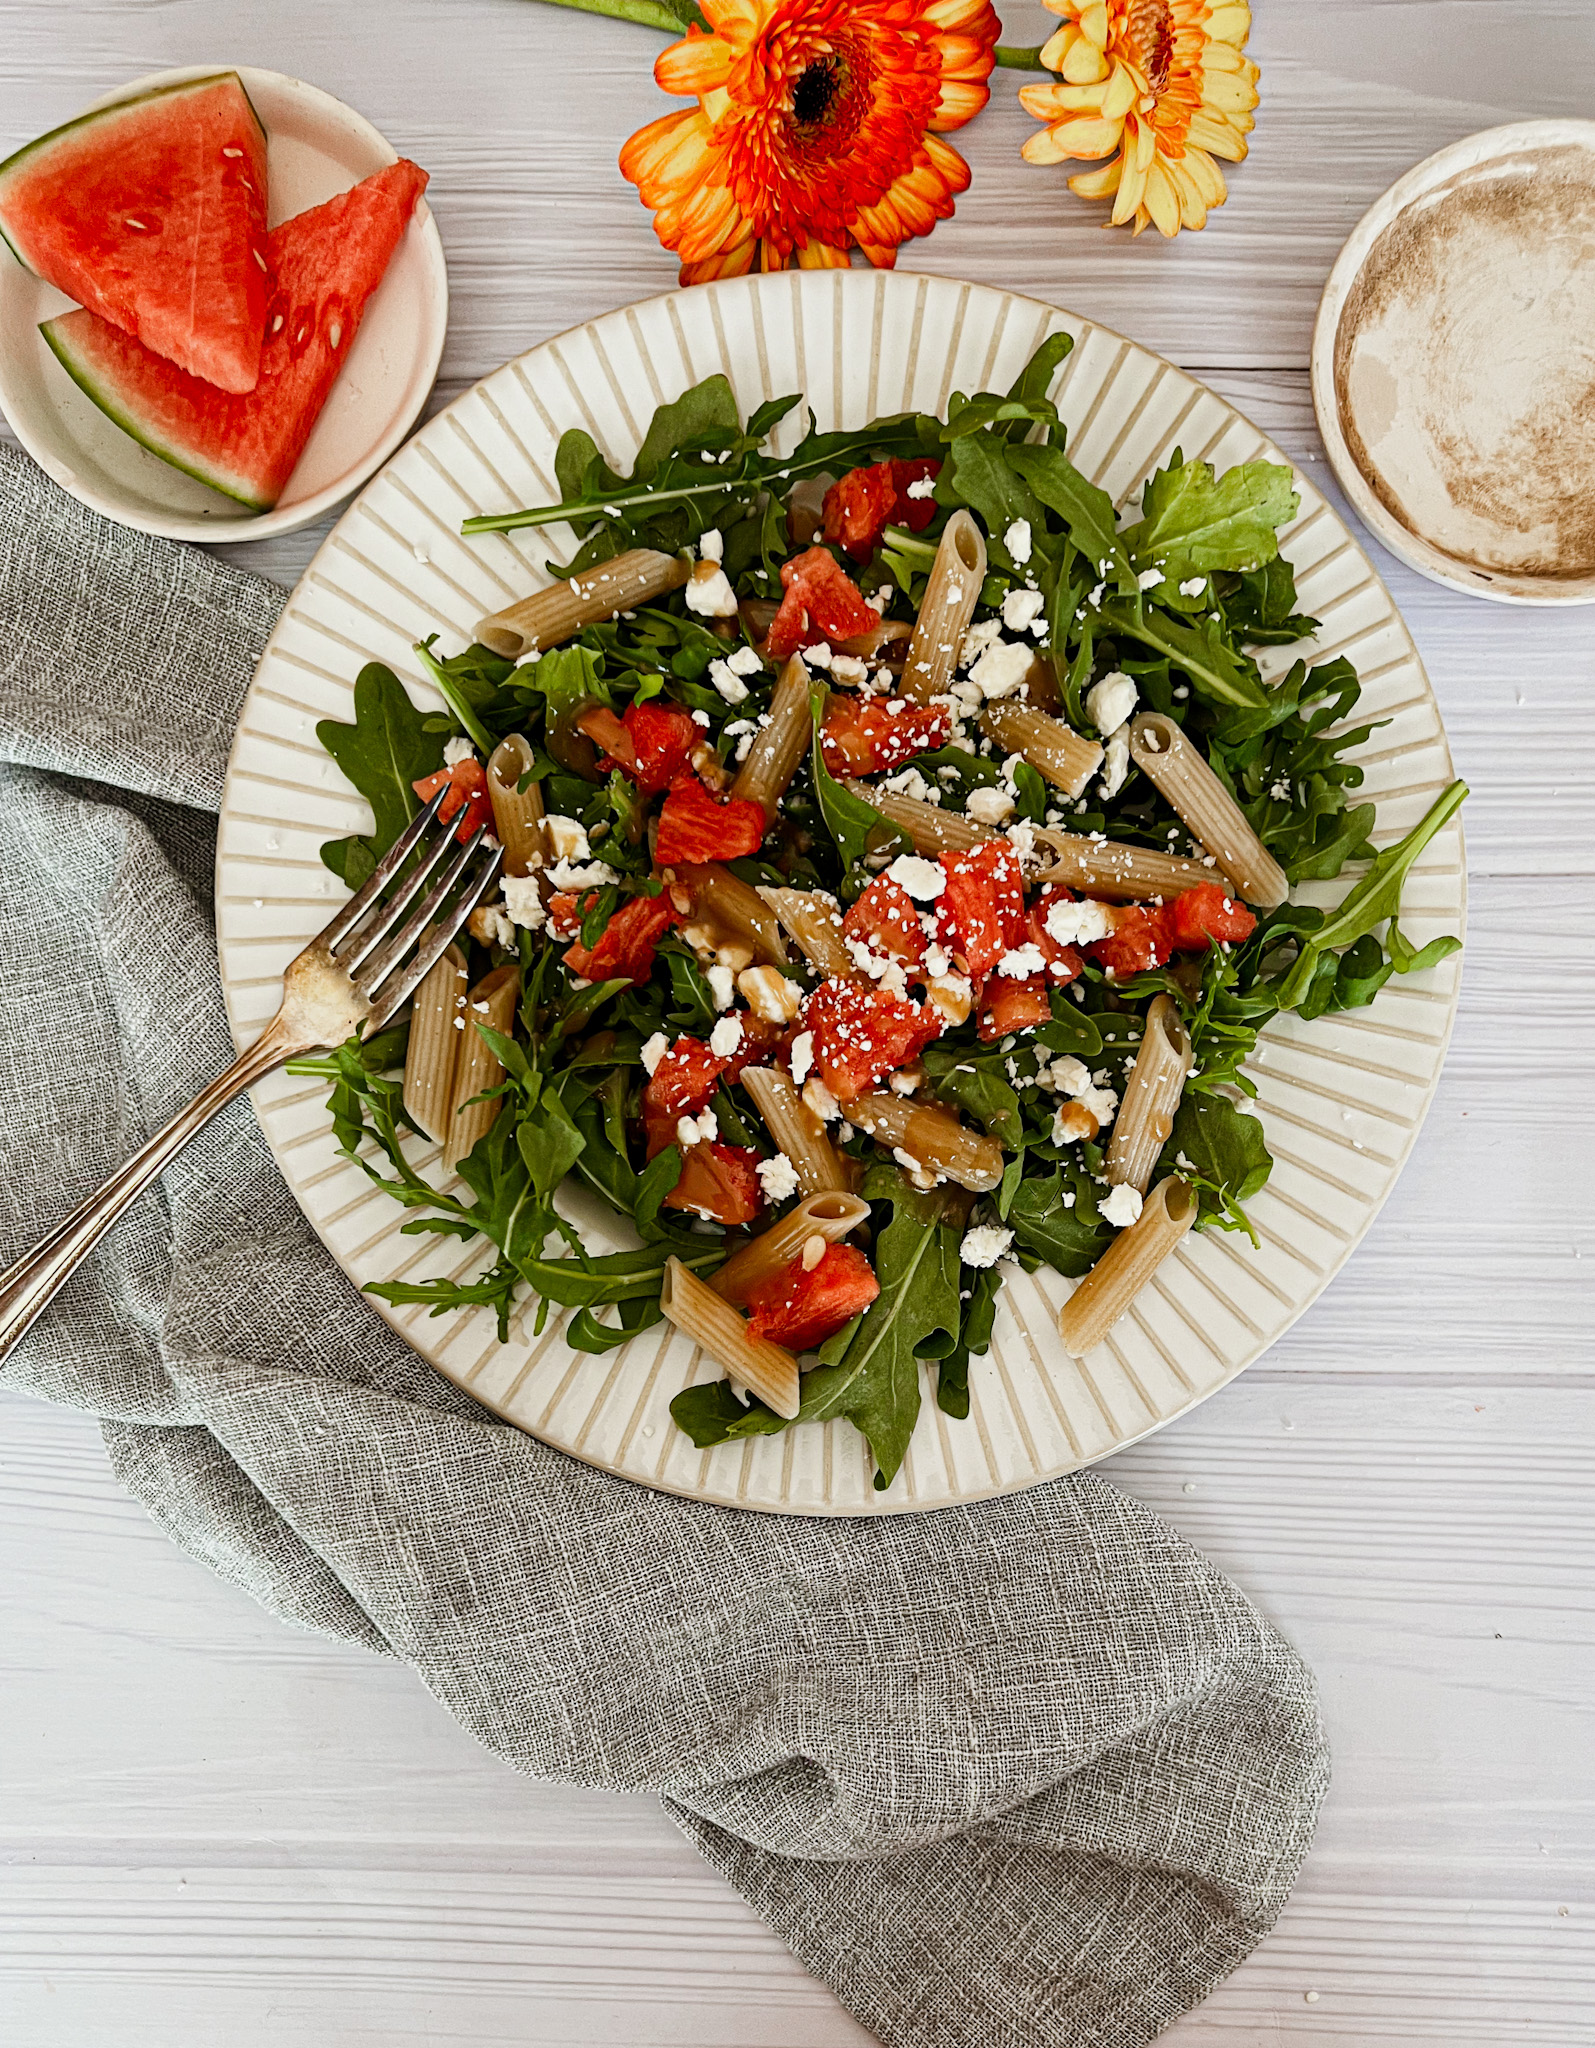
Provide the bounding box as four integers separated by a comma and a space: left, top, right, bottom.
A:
1018, 0, 1258, 237
620, 0, 1002, 283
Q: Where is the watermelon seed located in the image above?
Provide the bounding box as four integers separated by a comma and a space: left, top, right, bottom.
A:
271, 313, 284, 334
125, 217, 150, 232
294, 318, 312, 347
329, 321, 343, 350
221, 145, 244, 158
253, 249, 267, 272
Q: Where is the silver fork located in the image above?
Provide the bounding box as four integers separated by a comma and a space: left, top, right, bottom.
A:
0, 787, 503, 1365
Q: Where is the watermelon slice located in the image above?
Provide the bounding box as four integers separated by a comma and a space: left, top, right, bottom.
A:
40, 160, 430, 512
0, 73, 270, 394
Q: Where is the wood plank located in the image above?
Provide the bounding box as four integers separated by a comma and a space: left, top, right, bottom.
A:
3, 1381, 1592, 2042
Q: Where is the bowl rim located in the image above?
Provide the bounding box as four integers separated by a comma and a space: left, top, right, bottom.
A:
1310, 116, 1595, 608
0, 61, 448, 544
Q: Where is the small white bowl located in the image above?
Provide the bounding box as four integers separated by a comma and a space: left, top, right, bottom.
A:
0, 63, 448, 543
1312, 119, 1595, 606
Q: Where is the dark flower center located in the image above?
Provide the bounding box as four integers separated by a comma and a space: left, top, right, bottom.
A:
792, 54, 844, 124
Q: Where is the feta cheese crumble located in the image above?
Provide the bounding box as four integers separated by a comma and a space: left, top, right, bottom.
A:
966, 638, 1033, 702
966, 784, 1015, 826
1044, 898, 1113, 947
887, 855, 947, 901
959, 1223, 1014, 1269
1003, 518, 1032, 565
1178, 576, 1206, 598
1099, 728, 1131, 800
685, 563, 738, 618
640, 1031, 669, 1076
708, 1014, 744, 1058
1100, 1183, 1144, 1228
706, 962, 736, 1010
906, 475, 937, 500
443, 737, 477, 767
544, 815, 589, 863
677, 1108, 719, 1148
501, 874, 547, 932
1001, 586, 1045, 632
1085, 671, 1138, 736
756, 1152, 802, 1203
707, 658, 750, 704
789, 1030, 816, 1088
1137, 567, 1164, 592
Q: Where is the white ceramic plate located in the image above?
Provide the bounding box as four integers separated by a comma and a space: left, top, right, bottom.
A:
1313, 119, 1595, 606
216, 271, 1464, 1515
0, 63, 447, 543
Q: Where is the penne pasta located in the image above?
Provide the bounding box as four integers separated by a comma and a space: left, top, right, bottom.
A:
1019, 652, 1064, 716
731, 654, 814, 819
402, 942, 467, 1144
759, 885, 853, 980
901, 509, 986, 705
476, 548, 689, 661
1128, 712, 1289, 908
486, 734, 546, 876
846, 1093, 1004, 1193
1057, 1176, 1197, 1357
1106, 994, 1192, 1195
1033, 827, 1237, 902
711, 1191, 871, 1307
670, 862, 788, 967
834, 617, 913, 659
979, 701, 1103, 801
740, 1067, 853, 1195
844, 780, 993, 856
662, 1256, 802, 1419
441, 963, 518, 1171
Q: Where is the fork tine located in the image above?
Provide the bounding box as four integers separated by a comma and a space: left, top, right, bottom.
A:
319, 782, 450, 950
363, 845, 505, 1035
355, 824, 497, 997
334, 813, 459, 973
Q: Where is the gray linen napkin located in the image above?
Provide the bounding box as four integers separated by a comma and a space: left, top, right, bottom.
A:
0, 440, 1328, 2048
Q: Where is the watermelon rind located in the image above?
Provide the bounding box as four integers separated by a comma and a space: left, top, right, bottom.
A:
40, 315, 271, 512
0, 73, 267, 276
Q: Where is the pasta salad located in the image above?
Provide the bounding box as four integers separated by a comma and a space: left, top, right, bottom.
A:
302, 335, 1465, 1488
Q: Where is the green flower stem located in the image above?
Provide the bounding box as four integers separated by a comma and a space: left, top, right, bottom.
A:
994, 43, 1053, 70
523, 0, 707, 32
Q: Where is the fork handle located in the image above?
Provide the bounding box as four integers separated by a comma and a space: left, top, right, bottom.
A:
0, 1014, 304, 1367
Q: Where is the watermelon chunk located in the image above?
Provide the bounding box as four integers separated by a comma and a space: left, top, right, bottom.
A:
0, 74, 270, 394
39, 160, 429, 511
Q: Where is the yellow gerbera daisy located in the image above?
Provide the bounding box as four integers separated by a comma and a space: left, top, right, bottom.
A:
1018, 0, 1259, 237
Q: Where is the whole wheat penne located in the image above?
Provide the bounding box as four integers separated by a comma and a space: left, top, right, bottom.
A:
759, 886, 853, 979
662, 1257, 801, 1418
670, 862, 788, 966
486, 734, 546, 875
834, 617, 913, 659
711, 1191, 870, 1306
1033, 827, 1237, 902
844, 780, 993, 856
402, 942, 467, 1143
1020, 652, 1064, 715
476, 548, 689, 661
846, 1094, 1004, 1194
1106, 995, 1192, 1195
731, 655, 813, 818
740, 1067, 852, 1195
979, 701, 1103, 801
1057, 1177, 1196, 1357
901, 510, 986, 704
1128, 712, 1289, 908
441, 963, 518, 1171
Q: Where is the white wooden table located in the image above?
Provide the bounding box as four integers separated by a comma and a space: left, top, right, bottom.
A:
3, 4, 1593, 2041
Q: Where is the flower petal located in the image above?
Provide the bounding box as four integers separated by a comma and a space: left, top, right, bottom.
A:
1142, 159, 1183, 238
1029, 113, 1128, 160
1069, 157, 1123, 199
1062, 32, 1110, 82
1204, 4, 1253, 48
655, 28, 733, 98
1079, 3, 1110, 48
619, 110, 713, 202
795, 239, 852, 268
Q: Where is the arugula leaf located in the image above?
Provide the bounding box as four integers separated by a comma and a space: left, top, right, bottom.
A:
1099, 595, 1268, 710
923, 1050, 1024, 1148
1006, 443, 1131, 587
514, 1085, 587, 1201
1219, 559, 1320, 645
315, 663, 444, 875
1007, 1165, 1111, 1278
633, 374, 741, 481
635, 1145, 683, 1238
1159, 1094, 1272, 1237
807, 681, 909, 890
670, 1165, 963, 1489
1004, 329, 1075, 418
1124, 458, 1299, 582
939, 433, 1045, 570
520, 644, 610, 729
933, 1264, 1000, 1419
414, 639, 496, 755
1276, 780, 1467, 1011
